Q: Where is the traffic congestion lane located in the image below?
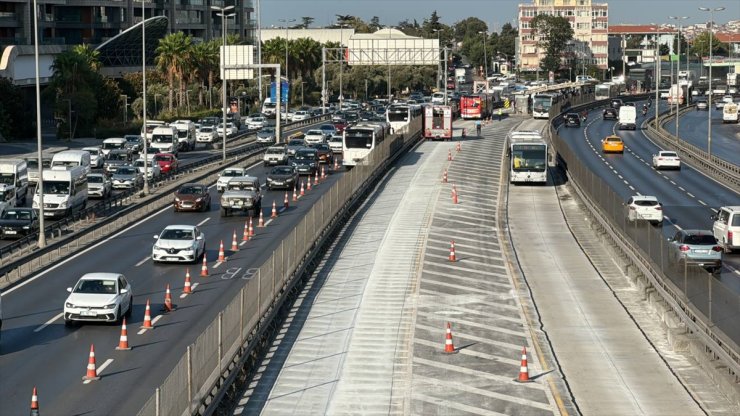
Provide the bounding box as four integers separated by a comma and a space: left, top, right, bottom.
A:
672, 107, 740, 166
0, 156, 344, 414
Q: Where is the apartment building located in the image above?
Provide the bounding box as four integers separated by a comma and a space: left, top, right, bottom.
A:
0, 0, 254, 47
518, 0, 608, 72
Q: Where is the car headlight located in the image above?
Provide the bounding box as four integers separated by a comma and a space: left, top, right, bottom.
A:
65, 302, 75, 308
175, 197, 180, 202
104, 303, 117, 309
58, 201, 67, 208
22, 226, 30, 229
266, 177, 273, 182
196, 197, 203, 202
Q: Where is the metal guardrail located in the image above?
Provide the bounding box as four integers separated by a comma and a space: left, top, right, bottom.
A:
136, 122, 423, 416
0, 115, 330, 288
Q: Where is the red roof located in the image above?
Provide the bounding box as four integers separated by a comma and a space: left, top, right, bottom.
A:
716, 32, 740, 43
609, 24, 676, 34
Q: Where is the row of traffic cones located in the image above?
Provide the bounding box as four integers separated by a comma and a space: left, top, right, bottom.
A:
442, 322, 534, 382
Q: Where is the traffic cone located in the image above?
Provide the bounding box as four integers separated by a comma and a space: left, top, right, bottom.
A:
271, 200, 278, 218
334, 159, 339, 171
515, 346, 533, 383
449, 240, 457, 262
300, 180, 305, 196
258, 209, 265, 227
30, 386, 39, 416
140, 299, 153, 329
248, 217, 255, 237
314, 170, 319, 186
183, 269, 193, 294
452, 184, 458, 204
200, 253, 209, 277
217, 240, 226, 262
456, 141, 462, 152
307, 177, 312, 191
163, 284, 175, 312
82, 344, 101, 381
443, 322, 457, 354
284, 191, 290, 209
293, 187, 298, 202
321, 165, 326, 180
447, 149, 452, 161
231, 230, 238, 251
242, 221, 250, 242
115, 318, 132, 350
442, 169, 448, 183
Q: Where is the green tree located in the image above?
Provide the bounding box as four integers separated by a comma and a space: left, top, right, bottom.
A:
155, 32, 193, 111
0, 78, 26, 139
690, 31, 728, 58
659, 43, 670, 56
369, 16, 382, 32
299, 16, 314, 29
530, 15, 574, 73
453, 17, 487, 42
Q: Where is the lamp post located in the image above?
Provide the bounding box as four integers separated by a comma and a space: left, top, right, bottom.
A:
212, 5, 236, 162
154, 93, 161, 117
62, 98, 72, 140
433, 29, 441, 90
478, 31, 488, 80
669, 16, 689, 142
699, 6, 724, 158
140, 0, 150, 194
337, 24, 349, 109
386, 26, 394, 101
121, 95, 128, 124
32, 0, 46, 247
300, 81, 306, 107
279, 18, 295, 118
256, 0, 262, 103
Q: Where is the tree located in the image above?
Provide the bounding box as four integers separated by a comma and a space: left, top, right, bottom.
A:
369, 16, 381, 32
0, 78, 26, 139
299, 17, 314, 29
659, 43, 670, 56
453, 17, 487, 42
690, 31, 728, 58
497, 23, 518, 59
530, 15, 574, 73
155, 32, 193, 111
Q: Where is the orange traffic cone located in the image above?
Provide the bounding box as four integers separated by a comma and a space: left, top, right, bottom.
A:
217, 240, 226, 262
140, 299, 153, 329
258, 209, 265, 227
456, 141, 462, 152
442, 169, 448, 183
443, 322, 457, 354
231, 230, 239, 251
447, 149, 452, 161
515, 346, 533, 383
271, 200, 278, 218
452, 184, 458, 204
333, 159, 339, 171
163, 284, 175, 312
314, 170, 319, 186
82, 344, 101, 381
183, 269, 193, 294
248, 217, 255, 237
200, 253, 209, 277
300, 180, 305, 196
321, 165, 326, 180
292, 187, 298, 202
30, 386, 39, 416
284, 191, 290, 209
242, 221, 250, 242
116, 318, 132, 350
449, 240, 457, 262
307, 177, 312, 191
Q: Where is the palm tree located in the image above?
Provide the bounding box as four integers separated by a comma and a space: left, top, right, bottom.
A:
155, 32, 192, 111
262, 38, 287, 75
71, 44, 102, 72
292, 38, 322, 80
191, 40, 220, 108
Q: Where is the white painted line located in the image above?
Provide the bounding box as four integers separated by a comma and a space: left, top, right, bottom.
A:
628, 185, 635, 191
670, 180, 676, 185
686, 192, 695, 198
698, 200, 707, 206
678, 186, 686, 191
197, 217, 210, 226
617, 174, 623, 179
711, 208, 719, 213
191, 282, 199, 291
151, 315, 163, 325
135, 256, 149, 267
264, 218, 274, 226
83, 358, 113, 384
239, 241, 246, 246
34, 312, 63, 333
213, 261, 223, 269
623, 180, 629, 185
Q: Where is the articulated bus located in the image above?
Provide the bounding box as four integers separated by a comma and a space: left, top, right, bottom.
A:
386, 104, 422, 133
422, 105, 453, 140
507, 131, 548, 184
460, 94, 491, 120
595, 83, 621, 100
531, 93, 560, 119
342, 123, 388, 168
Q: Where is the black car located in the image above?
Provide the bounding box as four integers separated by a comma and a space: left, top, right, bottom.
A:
0, 207, 39, 239
564, 113, 581, 127
309, 142, 335, 165
610, 98, 623, 109
266, 165, 299, 190
291, 148, 319, 176
603, 108, 618, 120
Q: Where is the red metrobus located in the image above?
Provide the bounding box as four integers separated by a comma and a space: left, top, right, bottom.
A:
423, 105, 453, 141
460, 94, 491, 120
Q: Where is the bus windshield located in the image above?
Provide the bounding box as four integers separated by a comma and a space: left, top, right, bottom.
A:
344, 133, 372, 149
532, 96, 552, 112
511, 145, 547, 172
0, 173, 14, 185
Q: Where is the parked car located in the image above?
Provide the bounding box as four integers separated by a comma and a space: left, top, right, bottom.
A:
602, 135, 624, 153
174, 183, 211, 212
309, 142, 334, 165
652, 150, 681, 170
667, 229, 722, 274
86, 173, 112, 199
0, 207, 39, 239
111, 165, 144, 189
64, 273, 133, 325
152, 225, 206, 263
711, 206, 740, 253
256, 127, 276, 144
266, 165, 299, 191
626, 195, 663, 226
564, 113, 581, 127
216, 167, 247, 192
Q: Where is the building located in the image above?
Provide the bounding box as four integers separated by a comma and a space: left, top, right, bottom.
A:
517, 0, 608, 73
0, 0, 255, 48
607, 25, 677, 66
260, 28, 354, 45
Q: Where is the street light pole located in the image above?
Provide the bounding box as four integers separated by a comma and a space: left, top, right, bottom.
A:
479, 31, 488, 83
256, 0, 262, 103
387, 26, 393, 102
212, 5, 236, 163
32, 0, 46, 248
699, 6, 724, 158
141, 0, 149, 194
279, 18, 296, 118
433, 29, 441, 90
669, 16, 689, 142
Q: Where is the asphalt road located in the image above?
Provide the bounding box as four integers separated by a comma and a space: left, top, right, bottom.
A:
667, 105, 740, 165
558, 101, 740, 290
0, 149, 344, 414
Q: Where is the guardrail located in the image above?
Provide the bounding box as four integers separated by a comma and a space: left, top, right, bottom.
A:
0, 115, 330, 288
136, 123, 422, 416
548, 97, 740, 391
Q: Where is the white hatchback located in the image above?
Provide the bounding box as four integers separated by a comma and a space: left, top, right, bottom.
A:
652, 150, 681, 170
627, 195, 664, 226
64, 273, 133, 325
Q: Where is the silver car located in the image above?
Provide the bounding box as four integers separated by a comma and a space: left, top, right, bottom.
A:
152, 224, 206, 263
667, 229, 722, 274
111, 165, 144, 189
87, 173, 112, 198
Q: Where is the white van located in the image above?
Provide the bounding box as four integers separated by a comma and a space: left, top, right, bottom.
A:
82, 147, 104, 168
142, 120, 167, 141
150, 126, 179, 155
32, 166, 88, 218
51, 150, 91, 175
262, 98, 277, 117
618, 105, 637, 130
170, 120, 197, 151
101, 137, 127, 157
0, 159, 28, 205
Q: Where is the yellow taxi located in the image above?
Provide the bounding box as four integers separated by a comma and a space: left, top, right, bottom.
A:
287, 131, 305, 141
602, 135, 624, 154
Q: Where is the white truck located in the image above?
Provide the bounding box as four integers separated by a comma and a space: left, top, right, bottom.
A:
722, 102, 738, 123
170, 120, 197, 151
455, 68, 466, 84
32, 166, 88, 218
150, 126, 179, 155
0, 159, 28, 205
0, 184, 17, 217
618, 105, 637, 130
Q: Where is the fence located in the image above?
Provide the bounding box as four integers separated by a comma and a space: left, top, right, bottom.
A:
137, 122, 417, 416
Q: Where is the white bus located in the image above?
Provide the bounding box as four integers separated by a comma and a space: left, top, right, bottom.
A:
532, 93, 558, 119
342, 124, 386, 168
508, 131, 548, 184
595, 83, 620, 100
32, 166, 88, 218
386, 104, 422, 133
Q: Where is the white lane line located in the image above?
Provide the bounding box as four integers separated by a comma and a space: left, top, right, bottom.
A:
670, 180, 676, 185
623, 180, 629, 185
34, 312, 63, 332
135, 256, 149, 267
664, 216, 682, 230
179, 282, 200, 298
678, 186, 686, 191
264, 218, 274, 226
83, 358, 114, 384
711, 208, 719, 213
686, 192, 695, 198
698, 200, 707, 206
137, 314, 163, 334
617, 174, 623, 179
197, 217, 210, 226
213, 261, 222, 269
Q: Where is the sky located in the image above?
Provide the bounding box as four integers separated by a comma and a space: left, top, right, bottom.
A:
260, 0, 739, 29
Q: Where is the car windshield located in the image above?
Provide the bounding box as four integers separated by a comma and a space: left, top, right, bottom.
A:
40, 180, 70, 195
109, 153, 128, 161
200, 127, 213, 133
160, 229, 194, 240
661, 152, 677, 157
178, 186, 203, 195
125, 136, 140, 143
154, 155, 173, 162
85, 149, 100, 156
684, 234, 717, 245
607, 137, 621, 142
116, 167, 137, 175
227, 182, 256, 191
134, 160, 146, 167
103, 142, 124, 150
74, 279, 116, 294
88, 175, 104, 183
307, 130, 323, 135
288, 140, 304, 146
295, 151, 315, 159
222, 170, 243, 177
1, 209, 32, 220
272, 167, 294, 175
267, 149, 285, 155
259, 128, 275, 134
152, 134, 172, 143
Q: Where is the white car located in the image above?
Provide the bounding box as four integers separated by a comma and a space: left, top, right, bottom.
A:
318, 123, 337, 138
217, 167, 247, 192
292, 110, 310, 121
133, 158, 161, 180
652, 151, 681, 170
87, 173, 112, 199
247, 117, 268, 130
627, 195, 663, 226
64, 273, 133, 325
152, 224, 206, 263
304, 129, 327, 144
217, 123, 238, 138
328, 136, 343, 153
82, 146, 104, 168
197, 126, 217, 144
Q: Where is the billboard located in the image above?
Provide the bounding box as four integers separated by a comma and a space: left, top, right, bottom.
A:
220, 45, 255, 80
347, 31, 439, 66
270, 80, 289, 104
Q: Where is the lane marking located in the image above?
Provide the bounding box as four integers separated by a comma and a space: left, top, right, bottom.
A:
264, 218, 274, 226
83, 358, 114, 384
678, 186, 685, 192
135, 256, 149, 267
686, 192, 695, 198
628, 185, 635, 191
213, 261, 223, 269
34, 312, 63, 332
197, 217, 210, 226
698, 200, 706, 206
179, 282, 200, 298
711, 208, 718, 213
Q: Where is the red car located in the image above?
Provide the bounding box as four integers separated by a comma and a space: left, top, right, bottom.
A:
333, 120, 348, 133
154, 153, 178, 174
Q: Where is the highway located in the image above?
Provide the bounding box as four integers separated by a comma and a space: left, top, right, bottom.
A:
668, 105, 740, 165
558, 101, 740, 288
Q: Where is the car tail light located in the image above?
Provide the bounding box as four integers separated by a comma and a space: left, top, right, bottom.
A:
658, 157, 663, 160
654, 206, 662, 211
679, 245, 690, 252
712, 245, 723, 252
729, 231, 734, 242
629, 206, 636, 210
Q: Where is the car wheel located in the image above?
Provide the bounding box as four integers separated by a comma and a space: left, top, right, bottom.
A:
64, 318, 75, 327
723, 240, 732, 254
221, 207, 228, 217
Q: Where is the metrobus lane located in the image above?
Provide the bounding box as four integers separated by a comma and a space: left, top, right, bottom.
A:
0, 155, 344, 415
